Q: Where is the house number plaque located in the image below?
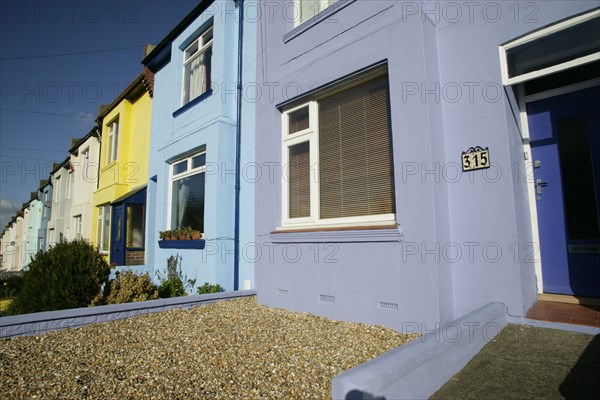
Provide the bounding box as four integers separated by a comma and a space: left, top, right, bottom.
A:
462, 146, 490, 172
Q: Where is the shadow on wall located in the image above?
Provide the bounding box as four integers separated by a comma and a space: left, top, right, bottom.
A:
345, 390, 386, 400
559, 334, 600, 399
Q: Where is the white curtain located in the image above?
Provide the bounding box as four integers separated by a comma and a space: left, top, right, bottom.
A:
176, 180, 190, 228
188, 53, 207, 101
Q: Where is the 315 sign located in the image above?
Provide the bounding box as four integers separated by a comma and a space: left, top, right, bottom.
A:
461, 146, 490, 172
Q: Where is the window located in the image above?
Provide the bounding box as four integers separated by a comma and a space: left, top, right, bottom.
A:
67, 171, 74, 199
169, 151, 206, 232
106, 118, 119, 164
97, 205, 110, 252
281, 74, 395, 229
73, 215, 82, 239
126, 204, 145, 248
82, 148, 90, 182
54, 176, 61, 202
42, 191, 48, 218
296, 0, 338, 26
48, 228, 55, 247
182, 25, 213, 105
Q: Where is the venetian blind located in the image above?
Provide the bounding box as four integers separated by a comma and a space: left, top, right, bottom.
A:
289, 142, 311, 218
319, 76, 395, 219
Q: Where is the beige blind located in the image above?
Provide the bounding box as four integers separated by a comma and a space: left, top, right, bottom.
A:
289, 142, 311, 218
319, 77, 395, 219
289, 106, 310, 134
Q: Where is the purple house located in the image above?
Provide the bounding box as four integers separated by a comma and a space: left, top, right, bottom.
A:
253, 1, 600, 331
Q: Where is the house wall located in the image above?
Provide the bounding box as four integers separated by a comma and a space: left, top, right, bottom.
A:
24, 199, 42, 268
92, 84, 151, 256
253, 0, 598, 331
145, 0, 256, 292
38, 184, 52, 252
47, 165, 71, 247
2, 225, 17, 271
70, 135, 101, 242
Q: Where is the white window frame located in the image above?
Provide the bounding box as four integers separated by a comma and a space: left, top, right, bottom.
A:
182, 25, 213, 106
106, 118, 119, 164
499, 9, 600, 86
53, 175, 61, 202
167, 150, 207, 230
97, 205, 110, 253
48, 228, 55, 248
67, 170, 74, 199
295, 0, 338, 26
73, 215, 82, 240
280, 98, 396, 230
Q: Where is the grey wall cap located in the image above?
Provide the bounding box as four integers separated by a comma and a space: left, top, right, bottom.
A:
332, 302, 508, 400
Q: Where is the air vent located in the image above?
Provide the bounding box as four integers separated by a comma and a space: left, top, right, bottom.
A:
320, 294, 335, 303
378, 301, 398, 311
277, 289, 288, 295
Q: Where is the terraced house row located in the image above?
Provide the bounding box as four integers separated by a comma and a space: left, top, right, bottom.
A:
1, 0, 599, 332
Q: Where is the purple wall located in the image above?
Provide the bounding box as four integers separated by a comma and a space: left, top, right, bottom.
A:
253, 0, 598, 331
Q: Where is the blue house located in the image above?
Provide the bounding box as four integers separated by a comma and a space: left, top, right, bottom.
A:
142, 0, 256, 292
253, 1, 600, 331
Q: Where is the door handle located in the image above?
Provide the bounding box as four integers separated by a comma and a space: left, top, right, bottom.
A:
536, 179, 548, 196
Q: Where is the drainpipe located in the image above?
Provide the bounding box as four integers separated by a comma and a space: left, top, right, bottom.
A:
233, 0, 245, 291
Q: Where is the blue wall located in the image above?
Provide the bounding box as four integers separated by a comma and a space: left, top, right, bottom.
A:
145, 0, 256, 292
253, 0, 598, 331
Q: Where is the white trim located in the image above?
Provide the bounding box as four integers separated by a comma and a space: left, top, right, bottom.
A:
504, 53, 599, 86
500, 9, 600, 85
167, 150, 206, 230
525, 78, 600, 103
294, 0, 337, 27
518, 85, 543, 294
181, 25, 213, 106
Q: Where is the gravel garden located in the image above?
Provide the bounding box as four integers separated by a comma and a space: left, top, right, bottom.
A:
1, 296, 418, 399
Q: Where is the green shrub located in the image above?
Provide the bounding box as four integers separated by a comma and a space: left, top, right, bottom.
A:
0, 274, 24, 299
91, 271, 158, 305
196, 282, 224, 294
158, 278, 186, 298
155, 254, 195, 298
8, 240, 109, 315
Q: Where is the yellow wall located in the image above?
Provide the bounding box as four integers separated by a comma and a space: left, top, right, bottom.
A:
92, 84, 152, 251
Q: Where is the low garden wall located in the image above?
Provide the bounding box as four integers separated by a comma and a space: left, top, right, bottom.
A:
0, 290, 256, 338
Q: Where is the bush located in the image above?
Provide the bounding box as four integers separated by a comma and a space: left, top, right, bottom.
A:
158, 278, 186, 298
155, 254, 195, 298
196, 282, 224, 294
0, 274, 24, 299
8, 240, 109, 315
91, 271, 158, 305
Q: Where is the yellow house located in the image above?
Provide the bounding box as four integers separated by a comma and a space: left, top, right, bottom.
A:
92, 71, 153, 266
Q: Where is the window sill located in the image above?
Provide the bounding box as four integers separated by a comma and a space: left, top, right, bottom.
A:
158, 239, 205, 249
270, 225, 403, 243
172, 89, 213, 118
283, 0, 356, 43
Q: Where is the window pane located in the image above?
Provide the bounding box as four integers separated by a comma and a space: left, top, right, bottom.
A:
192, 153, 206, 169
171, 172, 205, 232
183, 35, 212, 105
300, 0, 322, 24
507, 17, 600, 77
127, 204, 145, 248
289, 142, 311, 218
289, 106, 310, 134
319, 76, 395, 219
102, 206, 110, 251
185, 41, 198, 60
203, 27, 213, 44
173, 160, 188, 175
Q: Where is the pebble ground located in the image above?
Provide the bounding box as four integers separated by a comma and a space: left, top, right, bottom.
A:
1, 297, 417, 399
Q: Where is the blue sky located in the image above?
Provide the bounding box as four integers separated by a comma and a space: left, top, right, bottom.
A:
0, 0, 199, 229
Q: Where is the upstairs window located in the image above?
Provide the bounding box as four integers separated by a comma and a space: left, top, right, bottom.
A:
296, 0, 338, 26
281, 74, 396, 229
182, 25, 213, 105
169, 151, 206, 233
106, 118, 119, 164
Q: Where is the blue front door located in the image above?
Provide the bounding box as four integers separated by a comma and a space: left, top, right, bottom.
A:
110, 203, 126, 265
528, 86, 600, 297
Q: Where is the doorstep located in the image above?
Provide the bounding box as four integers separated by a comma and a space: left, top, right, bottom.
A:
527, 300, 600, 328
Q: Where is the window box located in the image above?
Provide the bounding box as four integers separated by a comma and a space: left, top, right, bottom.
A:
158, 239, 205, 250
